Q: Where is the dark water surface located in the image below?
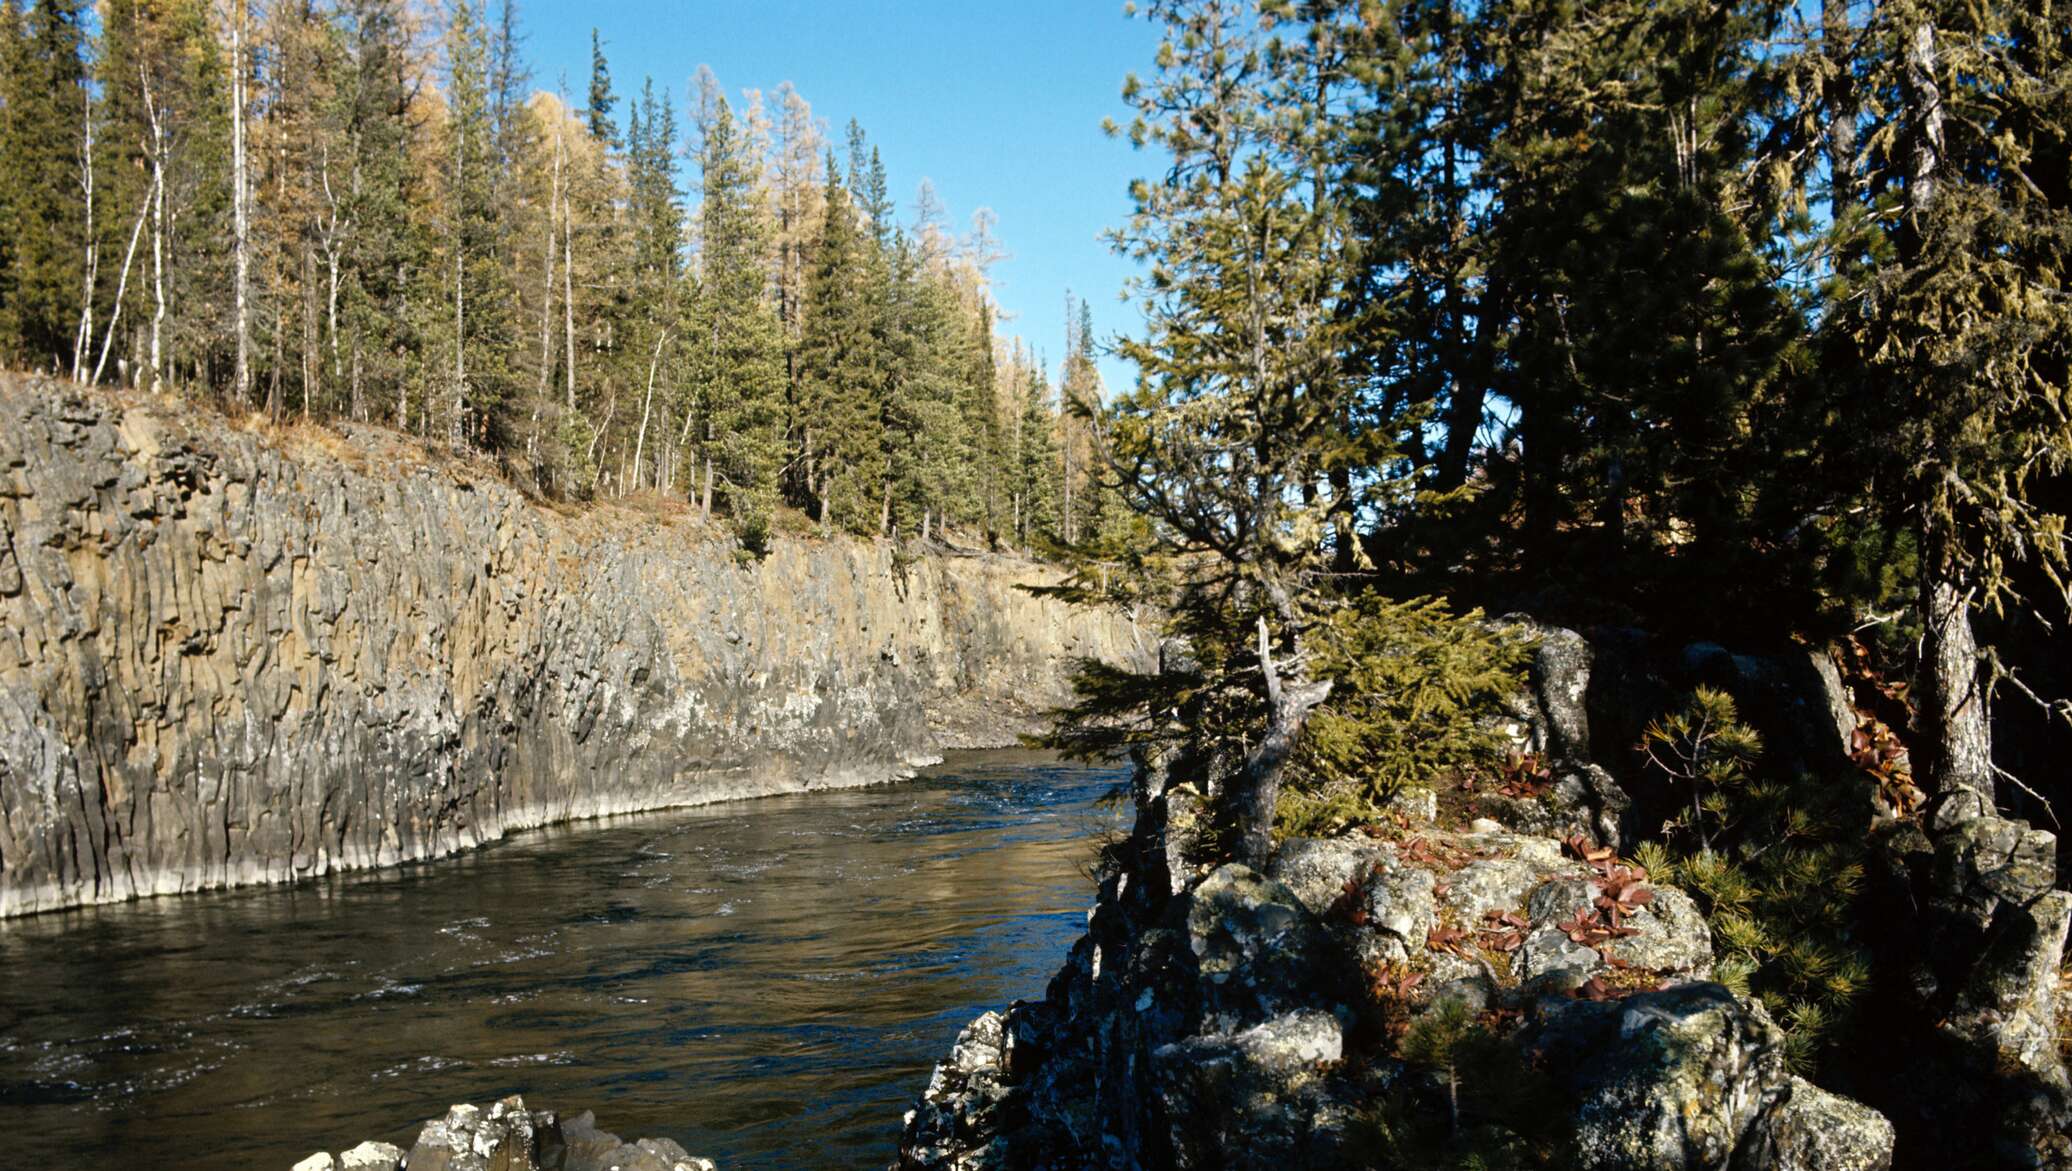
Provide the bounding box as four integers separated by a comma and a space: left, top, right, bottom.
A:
0, 752, 1125, 1170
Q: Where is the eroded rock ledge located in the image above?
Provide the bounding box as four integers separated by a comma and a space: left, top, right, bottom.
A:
0, 377, 1147, 917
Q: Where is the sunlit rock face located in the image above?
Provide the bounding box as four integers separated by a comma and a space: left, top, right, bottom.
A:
0, 376, 1147, 917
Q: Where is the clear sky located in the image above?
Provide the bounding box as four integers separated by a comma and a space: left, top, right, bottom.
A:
519, 0, 1162, 397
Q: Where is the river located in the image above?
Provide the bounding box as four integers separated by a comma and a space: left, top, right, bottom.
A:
0, 751, 1127, 1170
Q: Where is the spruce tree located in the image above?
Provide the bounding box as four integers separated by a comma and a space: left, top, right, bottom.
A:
585, 28, 617, 149
796, 167, 880, 533
0, 0, 28, 353
1, 0, 90, 371
688, 89, 785, 545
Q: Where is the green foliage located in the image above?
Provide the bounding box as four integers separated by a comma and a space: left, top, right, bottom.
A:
1280, 599, 1531, 835
1639, 687, 1763, 852
1641, 689, 1874, 1074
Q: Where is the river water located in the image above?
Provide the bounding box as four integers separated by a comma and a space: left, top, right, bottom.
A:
0, 751, 1126, 1170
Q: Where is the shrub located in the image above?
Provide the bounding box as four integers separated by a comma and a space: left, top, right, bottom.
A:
1634, 688, 1874, 1074
1279, 596, 1532, 836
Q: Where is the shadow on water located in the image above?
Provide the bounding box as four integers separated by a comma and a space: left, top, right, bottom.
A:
0, 750, 1127, 1170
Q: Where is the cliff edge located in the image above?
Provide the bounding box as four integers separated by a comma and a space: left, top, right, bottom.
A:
0, 377, 1148, 917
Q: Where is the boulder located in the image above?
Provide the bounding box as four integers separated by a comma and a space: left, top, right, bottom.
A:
1184, 864, 1352, 1028
339, 1143, 405, 1171
1933, 815, 2059, 933
1734, 1076, 1895, 1171
1531, 983, 1785, 1171
349, 1100, 713, 1171
291, 1156, 336, 1171
1152, 1010, 1350, 1170
1948, 889, 2072, 1087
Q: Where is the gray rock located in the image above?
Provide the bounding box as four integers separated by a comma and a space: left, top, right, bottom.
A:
1536, 984, 1785, 1170
291, 1156, 336, 1171
1933, 815, 2059, 932
1949, 889, 2072, 1087
1735, 1075, 1895, 1171
339, 1142, 405, 1171
1185, 864, 1350, 1027
1152, 1011, 1349, 1170
1266, 835, 1391, 917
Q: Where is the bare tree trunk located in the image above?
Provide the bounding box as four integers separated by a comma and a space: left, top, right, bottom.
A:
1902, 20, 1988, 825
631, 331, 667, 492
701, 435, 715, 520
145, 68, 168, 395
318, 143, 345, 400
91, 168, 157, 387
231, 3, 252, 406
531, 124, 562, 471
1918, 500, 1994, 824
1823, 0, 1858, 215
1236, 610, 1332, 868
302, 247, 317, 417
72, 92, 97, 383
562, 156, 577, 412
451, 245, 466, 447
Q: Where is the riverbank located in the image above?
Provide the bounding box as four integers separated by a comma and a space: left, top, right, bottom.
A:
0, 375, 1148, 917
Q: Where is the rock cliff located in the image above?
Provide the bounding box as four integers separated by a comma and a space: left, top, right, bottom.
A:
0, 377, 1147, 918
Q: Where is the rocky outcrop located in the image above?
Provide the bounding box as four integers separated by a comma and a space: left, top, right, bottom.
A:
1870, 806, 2072, 1167
294, 1097, 715, 1171
0, 378, 1147, 917
899, 748, 1895, 1170
897, 630, 1906, 1171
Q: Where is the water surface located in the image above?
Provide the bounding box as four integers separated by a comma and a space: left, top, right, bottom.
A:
0, 751, 1124, 1169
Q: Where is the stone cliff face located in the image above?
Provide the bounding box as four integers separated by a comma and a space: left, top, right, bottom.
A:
0, 377, 1147, 918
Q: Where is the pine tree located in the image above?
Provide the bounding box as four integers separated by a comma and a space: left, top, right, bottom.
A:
1099, 0, 1395, 865
1817, 0, 2072, 816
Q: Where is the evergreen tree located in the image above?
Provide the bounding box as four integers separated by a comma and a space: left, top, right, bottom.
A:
0, 0, 90, 371
1816, 0, 2072, 814
796, 166, 881, 533
688, 86, 785, 545
1012, 356, 1059, 548
585, 28, 617, 149
0, 0, 22, 343
439, 0, 514, 446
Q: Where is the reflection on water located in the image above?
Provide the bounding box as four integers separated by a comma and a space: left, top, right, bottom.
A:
0, 751, 1125, 1170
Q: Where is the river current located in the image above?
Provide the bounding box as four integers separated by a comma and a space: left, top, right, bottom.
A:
0, 751, 1127, 1170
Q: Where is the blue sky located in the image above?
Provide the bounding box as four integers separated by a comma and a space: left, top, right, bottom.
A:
520, 0, 1162, 396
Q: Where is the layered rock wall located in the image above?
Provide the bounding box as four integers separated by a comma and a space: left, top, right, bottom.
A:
0, 378, 1146, 917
